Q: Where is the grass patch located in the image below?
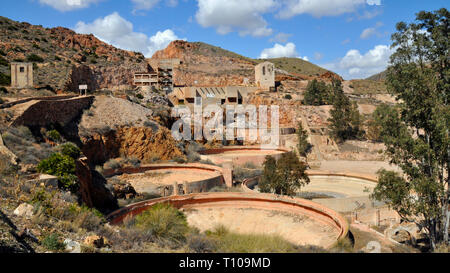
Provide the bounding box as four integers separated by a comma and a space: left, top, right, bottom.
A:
205, 225, 302, 253
349, 79, 387, 95
132, 203, 189, 244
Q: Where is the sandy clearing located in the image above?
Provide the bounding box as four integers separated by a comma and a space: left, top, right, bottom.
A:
183, 207, 338, 248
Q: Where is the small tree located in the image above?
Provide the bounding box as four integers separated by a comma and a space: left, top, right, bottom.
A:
259, 156, 278, 193
303, 79, 330, 106
296, 122, 311, 158
260, 153, 310, 197
328, 79, 362, 142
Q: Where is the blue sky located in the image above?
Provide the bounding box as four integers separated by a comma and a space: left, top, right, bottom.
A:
1, 0, 448, 79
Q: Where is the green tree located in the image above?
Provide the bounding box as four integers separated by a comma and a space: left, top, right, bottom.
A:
370, 8, 449, 250
328, 79, 362, 142
303, 79, 330, 105
260, 152, 310, 197
366, 104, 399, 142
259, 156, 278, 194
296, 122, 311, 158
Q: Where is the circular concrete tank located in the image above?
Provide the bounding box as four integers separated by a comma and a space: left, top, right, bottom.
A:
105, 164, 225, 196
201, 147, 289, 167
107, 192, 349, 249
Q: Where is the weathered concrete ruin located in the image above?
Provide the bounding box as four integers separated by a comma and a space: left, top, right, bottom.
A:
10, 62, 33, 89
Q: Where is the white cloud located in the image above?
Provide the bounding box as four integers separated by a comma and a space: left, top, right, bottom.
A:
360, 27, 376, 39
322, 44, 393, 79
360, 21, 383, 39
314, 52, 324, 60
75, 12, 185, 57
270, 32, 292, 43
166, 0, 178, 7
259, 43, 308, 60
131, 0, 178, 13
131, 0, 160, 12
366, 0, 381, 5
195, 0, 275, 37
277, 0, 381, 18
38, 0, 103, 11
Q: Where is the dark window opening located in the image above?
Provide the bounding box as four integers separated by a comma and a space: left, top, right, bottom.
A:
228, 97, 237, 103
20, 67, 25, 73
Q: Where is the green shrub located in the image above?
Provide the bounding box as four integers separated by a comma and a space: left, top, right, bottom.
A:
47, 129, 61, 142
188, 235, 217, 253
37, 153, 78, 192
284, 94, 292, 100
60, 143, 81, 159
0, 72, 10, 85
173, 156, 187, 164
136, 94, 144, 100
41, 234, 65, 251
27, 53, 44, 63
0, 56, 8, 66
0, 87, 8, 93
133, 203, 189, 243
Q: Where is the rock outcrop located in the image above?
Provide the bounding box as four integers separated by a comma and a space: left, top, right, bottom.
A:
81, 127, 183, 165
75, 157, 118, 213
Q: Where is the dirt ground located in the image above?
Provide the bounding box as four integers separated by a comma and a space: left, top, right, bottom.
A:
314, 160, 401, 176
183, 207, 339, 248
300, 175, 376, 198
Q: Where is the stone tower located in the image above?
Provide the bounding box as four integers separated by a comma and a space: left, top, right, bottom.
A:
11, 62, 33, 89
255, 61, 275, 91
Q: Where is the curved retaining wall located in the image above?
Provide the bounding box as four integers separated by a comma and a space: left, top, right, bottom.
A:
241, 171, 382, 213
107, 192, 349, 248
104, 163, 230, 196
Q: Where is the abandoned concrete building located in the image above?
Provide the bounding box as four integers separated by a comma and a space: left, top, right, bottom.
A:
169, 86, 259, 110
133, 59, 181, 94
168, 61, 276, 109
11, 62, 33, 88
255, 61, 275, 92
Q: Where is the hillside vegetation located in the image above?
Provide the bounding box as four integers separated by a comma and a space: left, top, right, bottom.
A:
0, 16, 146, 92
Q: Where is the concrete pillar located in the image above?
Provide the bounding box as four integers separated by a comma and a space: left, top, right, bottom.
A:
183, 182, 189, 195
173, 182, 179, 196
375, 210, 381, 227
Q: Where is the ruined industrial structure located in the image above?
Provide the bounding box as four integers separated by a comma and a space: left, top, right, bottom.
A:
168, 61, 274, 109
10, 62, 33, 89
133, 59, 181, 94
255, 61, 275, 92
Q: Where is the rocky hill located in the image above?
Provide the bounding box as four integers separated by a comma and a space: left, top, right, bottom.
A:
0, 16, 147, 92
151, 40, 341, 87
366, 70, 387, 81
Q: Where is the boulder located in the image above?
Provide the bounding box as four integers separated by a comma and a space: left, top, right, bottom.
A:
13, 203, 34, 218
84, 235, 106, 248
64, 239, 81, 253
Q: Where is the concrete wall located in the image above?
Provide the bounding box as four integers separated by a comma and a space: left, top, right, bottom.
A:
11, 96, 94, 127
